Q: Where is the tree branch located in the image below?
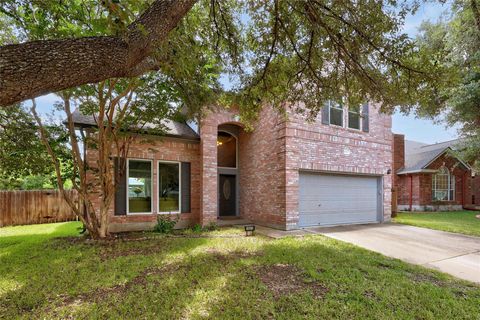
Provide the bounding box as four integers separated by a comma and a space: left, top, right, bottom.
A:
471, 0, 480, 36
0, 0, 197, 107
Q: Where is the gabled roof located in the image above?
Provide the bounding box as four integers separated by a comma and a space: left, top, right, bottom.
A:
397, 139, 470, 175
70, 109, 199, 140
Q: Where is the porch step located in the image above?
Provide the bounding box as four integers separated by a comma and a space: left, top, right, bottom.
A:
216, 218, 252, 227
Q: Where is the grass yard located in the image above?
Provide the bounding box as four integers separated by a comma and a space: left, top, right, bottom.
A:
393, 211, 480, 237
0, 222, 479, 319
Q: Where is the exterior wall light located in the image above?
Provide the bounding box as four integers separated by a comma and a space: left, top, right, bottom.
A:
387, 169, 392, 175
244, 225, 255, 236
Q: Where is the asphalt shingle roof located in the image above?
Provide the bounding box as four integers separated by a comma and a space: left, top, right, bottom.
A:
397, 139, 466, 174
70, 109, 199, 140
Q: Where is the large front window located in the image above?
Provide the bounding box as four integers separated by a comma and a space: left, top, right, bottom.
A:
127, 159, 152, 213
432, 166, 455, 201
158, 162, 180, 212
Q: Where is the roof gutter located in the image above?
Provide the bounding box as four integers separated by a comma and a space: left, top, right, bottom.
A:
397, 169, 438, 175
68, 122, 200, 141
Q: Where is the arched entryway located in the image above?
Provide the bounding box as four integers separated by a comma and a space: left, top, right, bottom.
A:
217, 124, 240, 217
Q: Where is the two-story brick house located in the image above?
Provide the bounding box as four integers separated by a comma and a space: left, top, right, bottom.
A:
75, 102, 393, 232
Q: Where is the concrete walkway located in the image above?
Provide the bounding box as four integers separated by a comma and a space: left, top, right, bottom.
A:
255, 223, 480, 283
312, 224, 480, 284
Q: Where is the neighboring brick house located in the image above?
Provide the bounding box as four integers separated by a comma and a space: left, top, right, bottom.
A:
74, 101, 393, 232
392, 135, 478, 211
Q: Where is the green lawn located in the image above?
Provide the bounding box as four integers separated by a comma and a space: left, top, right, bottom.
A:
0, 222, 479, 319
393, 211, 480, 237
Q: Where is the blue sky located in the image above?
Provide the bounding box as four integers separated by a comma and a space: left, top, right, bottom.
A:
31, 2, 456, 144
392, 1, 458, 143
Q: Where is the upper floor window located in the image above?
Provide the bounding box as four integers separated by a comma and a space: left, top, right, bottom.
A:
432, 166, 455, 201
348, 105, 361, 130
322, 100, 369, 132
328, 101, 344, 127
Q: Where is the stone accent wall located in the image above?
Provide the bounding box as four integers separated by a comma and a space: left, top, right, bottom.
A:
284, 103, 393, 227
86, 134, 201, 232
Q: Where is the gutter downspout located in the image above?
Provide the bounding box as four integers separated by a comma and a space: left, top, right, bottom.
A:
409, 175, 413, 211
462, 170, 468, 209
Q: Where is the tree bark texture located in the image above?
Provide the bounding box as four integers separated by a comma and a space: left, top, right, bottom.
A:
0, 0, 197, 106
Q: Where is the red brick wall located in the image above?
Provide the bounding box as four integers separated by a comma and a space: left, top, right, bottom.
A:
426, 154, 467, 206
199, 107, 287, 229
238, 107, 287, 228
88, 101, 394, 231
396, 175, 409, 206
199, 108, 243, 225
396, 152, 471, 210
467, 175, 480, 205
284, 102, 393, 226
474, 176, 480, 205
392, 134, 405, 188
86, 134, 201, 231
202, 103, 393, 229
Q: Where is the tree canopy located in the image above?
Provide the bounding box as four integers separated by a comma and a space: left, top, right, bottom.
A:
0, 0, 447, 120
415, 0, 480, 167
0, 104, 73, 189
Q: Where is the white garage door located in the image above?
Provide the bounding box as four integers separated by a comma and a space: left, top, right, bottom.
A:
298, 172, 381, 227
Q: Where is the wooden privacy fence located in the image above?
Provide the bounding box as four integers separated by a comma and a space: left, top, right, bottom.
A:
0, 190, 78, 227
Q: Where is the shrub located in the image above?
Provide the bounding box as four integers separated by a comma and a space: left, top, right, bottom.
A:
187, 222, 219, 233
203, 222, 219, 231
191, 224, 203, 233
153, 214, 179, 234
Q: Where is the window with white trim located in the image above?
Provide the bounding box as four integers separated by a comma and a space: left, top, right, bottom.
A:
326, 101, 364, 130
158, 161, 180, 213
432, 166, 455, 201
127, 159, 152, 214
329, 101, 344, 126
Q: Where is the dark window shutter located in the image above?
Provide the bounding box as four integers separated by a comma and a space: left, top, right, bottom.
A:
321, 101, 330, 125
181, 162, 191, 213
362, 103, 369, 132
114, 157, 127, 215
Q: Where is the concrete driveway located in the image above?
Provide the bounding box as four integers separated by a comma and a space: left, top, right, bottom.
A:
309, 223, 480, 284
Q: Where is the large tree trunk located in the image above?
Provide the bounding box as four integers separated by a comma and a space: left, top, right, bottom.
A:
0, 0, 197, 107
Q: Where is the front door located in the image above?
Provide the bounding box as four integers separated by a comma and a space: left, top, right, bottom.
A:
219, 174, 236, 216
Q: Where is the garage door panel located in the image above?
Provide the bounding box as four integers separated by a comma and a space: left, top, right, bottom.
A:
299, 172, 380, 227
300, 214, 377, 227
300, 201, 376, 212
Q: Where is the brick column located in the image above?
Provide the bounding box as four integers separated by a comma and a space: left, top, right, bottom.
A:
199, 121, 218, 225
